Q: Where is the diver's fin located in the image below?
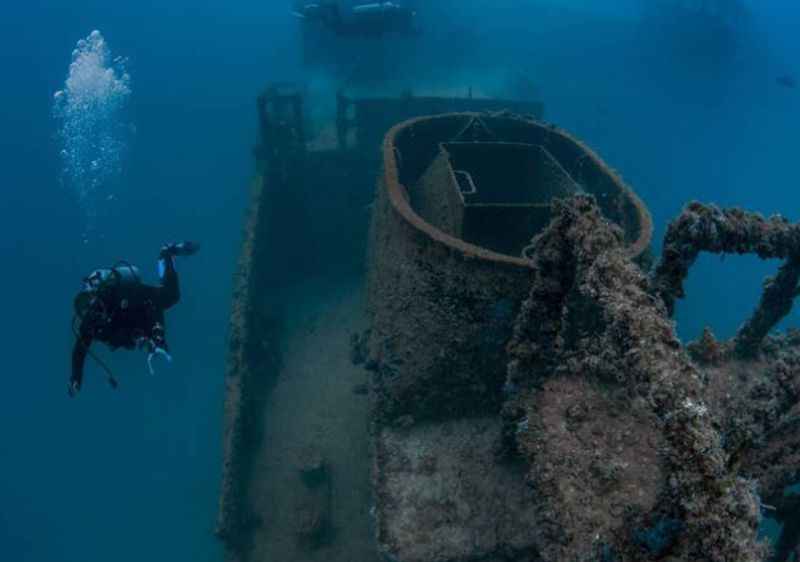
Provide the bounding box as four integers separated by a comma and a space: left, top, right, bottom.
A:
160, 241, 200, 258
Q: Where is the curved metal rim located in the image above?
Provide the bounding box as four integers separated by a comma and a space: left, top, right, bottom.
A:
381, 113, 653, 267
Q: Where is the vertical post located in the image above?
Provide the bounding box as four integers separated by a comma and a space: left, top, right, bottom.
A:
734, 258, 800, 357
336, 91, 349, 151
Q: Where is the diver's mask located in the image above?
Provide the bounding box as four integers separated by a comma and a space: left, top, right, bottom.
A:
74, 269, 114, 318
83, 268, 114, 292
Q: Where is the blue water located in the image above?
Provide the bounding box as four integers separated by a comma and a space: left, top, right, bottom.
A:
1, 1, 798, 561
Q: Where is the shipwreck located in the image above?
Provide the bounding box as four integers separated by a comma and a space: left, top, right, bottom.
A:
217, 84, 800, 562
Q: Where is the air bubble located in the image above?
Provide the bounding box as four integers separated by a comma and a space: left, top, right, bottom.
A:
53, 30, 131, 239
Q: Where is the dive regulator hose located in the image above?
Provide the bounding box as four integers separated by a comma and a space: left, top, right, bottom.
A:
71, 314, 119, 389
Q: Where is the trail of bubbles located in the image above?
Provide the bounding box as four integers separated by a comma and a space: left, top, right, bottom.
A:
53, 30, 131, 240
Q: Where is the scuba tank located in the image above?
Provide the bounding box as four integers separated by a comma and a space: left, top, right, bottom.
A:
73, 262, 142, 318
71, 262, 141, 391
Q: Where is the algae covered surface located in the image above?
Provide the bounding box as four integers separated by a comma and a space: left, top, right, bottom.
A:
3, 1, 800, 562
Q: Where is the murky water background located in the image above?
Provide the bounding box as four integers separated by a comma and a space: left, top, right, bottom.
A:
0, 1, 798, 561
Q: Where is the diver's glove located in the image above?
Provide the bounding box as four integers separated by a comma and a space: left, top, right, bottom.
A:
68, 378, 81, 398
160, 241, 200, 258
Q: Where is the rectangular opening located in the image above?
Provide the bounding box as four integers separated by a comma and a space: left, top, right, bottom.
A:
443, 142, 577, 205
441, 142, 579, 256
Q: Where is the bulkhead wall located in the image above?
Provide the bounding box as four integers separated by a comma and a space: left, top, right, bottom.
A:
367, 113, 652, 425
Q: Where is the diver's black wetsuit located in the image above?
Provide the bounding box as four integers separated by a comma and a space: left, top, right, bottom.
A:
70, 251, 180, 393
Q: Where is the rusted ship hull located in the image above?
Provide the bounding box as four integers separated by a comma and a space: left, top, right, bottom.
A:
366, 113, 652, 562
217, 89, 546, 562
218, 84, 800, 562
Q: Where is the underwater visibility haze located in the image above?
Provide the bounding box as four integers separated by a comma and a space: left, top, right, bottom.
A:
1, 1, 799, 561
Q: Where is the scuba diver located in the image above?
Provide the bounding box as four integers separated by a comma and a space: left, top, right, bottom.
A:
69, 241, 199, 397
292, 1, 418, 37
